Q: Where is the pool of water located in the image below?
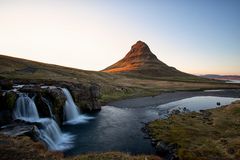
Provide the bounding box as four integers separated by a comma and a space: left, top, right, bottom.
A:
63, 91, 240, 156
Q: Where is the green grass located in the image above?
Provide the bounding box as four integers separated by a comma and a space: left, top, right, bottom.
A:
147, 101, 240, 160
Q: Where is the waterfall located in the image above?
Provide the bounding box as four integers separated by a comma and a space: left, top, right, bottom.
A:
38, 118, 73, 151
13, 93, 39, 122
62, 88, 93, 125
13, 94, 73, 151
41, 97, 54, 118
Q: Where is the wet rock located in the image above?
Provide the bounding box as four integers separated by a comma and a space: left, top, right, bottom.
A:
19, 85, 43, 93
0, 123, 40, 140
34, 94, 52, 118
45, 88, 66, 124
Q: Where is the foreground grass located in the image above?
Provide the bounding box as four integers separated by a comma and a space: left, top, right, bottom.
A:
68, 152, 161, 160
147, 101, 240, 160
0, 135, 161, 160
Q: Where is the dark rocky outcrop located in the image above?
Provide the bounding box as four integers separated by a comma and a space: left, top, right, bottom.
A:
60, 82, 101, 112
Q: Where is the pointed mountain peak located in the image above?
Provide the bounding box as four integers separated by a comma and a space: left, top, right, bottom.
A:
102, 41, 190, 78
132, 41, 149, 50
126, 41, 152, 58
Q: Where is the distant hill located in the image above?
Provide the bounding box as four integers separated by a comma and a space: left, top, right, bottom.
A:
102, 41, 194, 78
201, 74, 240, 80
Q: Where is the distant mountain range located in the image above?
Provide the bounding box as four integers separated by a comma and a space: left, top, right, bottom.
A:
201, 74, 240, 80
102, 41, 195, 78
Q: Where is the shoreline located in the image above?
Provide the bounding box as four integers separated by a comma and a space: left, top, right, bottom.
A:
145, 100, 240, 160
108, 89, 240, 108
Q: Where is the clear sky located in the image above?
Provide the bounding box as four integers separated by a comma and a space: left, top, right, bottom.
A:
0, 0, 239, 75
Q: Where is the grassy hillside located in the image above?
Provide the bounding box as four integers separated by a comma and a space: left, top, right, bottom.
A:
1, 54, 240, 103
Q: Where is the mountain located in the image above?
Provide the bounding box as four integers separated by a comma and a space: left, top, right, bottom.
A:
102, 41, 192, 78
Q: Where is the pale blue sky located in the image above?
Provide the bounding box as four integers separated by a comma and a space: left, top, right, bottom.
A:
0, 0, 239, 75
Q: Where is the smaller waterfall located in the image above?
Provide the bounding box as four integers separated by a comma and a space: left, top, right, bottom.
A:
62, 88, 93, 125
13, 93, 39, 122
38, 118, 73, 151
13, 93, 74, 151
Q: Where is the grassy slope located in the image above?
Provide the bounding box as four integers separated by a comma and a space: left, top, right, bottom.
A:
147, 101, 240, 160
1, 54, 240, 103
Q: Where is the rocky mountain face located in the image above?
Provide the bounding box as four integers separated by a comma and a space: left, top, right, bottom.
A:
103, 41, 191, 78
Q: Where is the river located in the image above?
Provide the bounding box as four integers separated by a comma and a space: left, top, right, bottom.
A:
63, 89, 240, 156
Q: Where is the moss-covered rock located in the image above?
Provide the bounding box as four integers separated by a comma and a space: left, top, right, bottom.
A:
5, 91, 17, 110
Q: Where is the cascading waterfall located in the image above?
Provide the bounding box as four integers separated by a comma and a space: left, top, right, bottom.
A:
38, 118, 73, 151
13, 94, 74, 151
13, 93, 39, 121
62, 88, 93, 125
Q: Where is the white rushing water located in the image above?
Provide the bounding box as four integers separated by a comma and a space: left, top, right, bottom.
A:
13, 94, 74, 151
62, 88, 93, 125
13, 94, 39, 122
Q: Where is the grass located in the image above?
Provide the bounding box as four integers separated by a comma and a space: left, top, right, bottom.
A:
147, 101, 240, 160
67, 152, 161, 160
1, 55, 240, 103
0, 134, 161, 160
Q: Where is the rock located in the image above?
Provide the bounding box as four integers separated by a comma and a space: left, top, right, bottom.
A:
19, 85, 42, 93
0, 123, 40, 140
5, 91, 17, 110
155, 141, 179, 160
0, 110, 12, 126
44, 88, 66, 124
217, 102, 221, 106
156, 141, 169, 156
0, 80, 13, 90
90, 84, 100, 98
0, 91, 17, 126
66, 83, 101, 112
34, 94, 52, 118
170, 109, 181, 115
